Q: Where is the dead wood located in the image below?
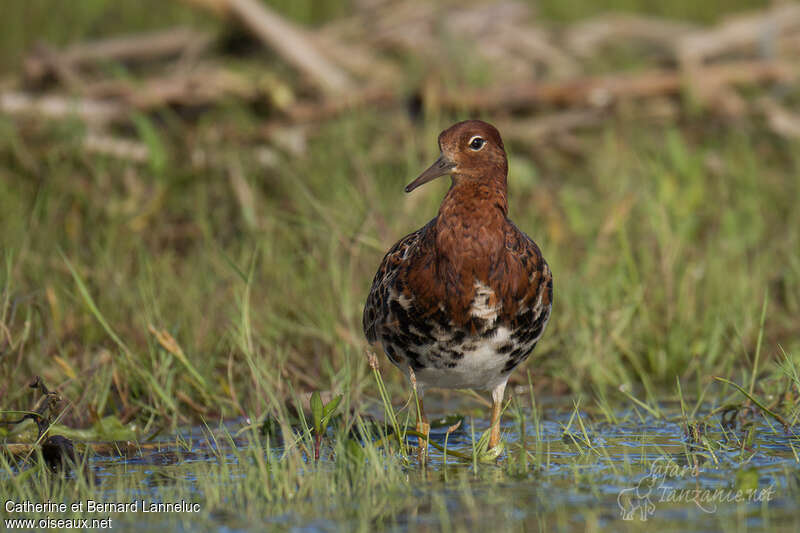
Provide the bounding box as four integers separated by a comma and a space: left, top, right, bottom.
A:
84, 133, 150, 162
432, 60, 796, 112
0, 91, 126, 124
498, 109, 606, 142
26, 44, 88, 91
677, 4, 800, 69
182, 0, 353, 94
309, 32, 402, 84
81, 65, 294, 111
758, 96, 800, 138
24, 28, 213, 83
565, 13, 696, 58
282, 86, 396, 123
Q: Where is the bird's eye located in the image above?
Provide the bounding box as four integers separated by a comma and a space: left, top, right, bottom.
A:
469, 137, 485, 150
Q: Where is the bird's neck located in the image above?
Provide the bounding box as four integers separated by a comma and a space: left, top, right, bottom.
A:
438, 173, 508, 224
433, 174, 509, 263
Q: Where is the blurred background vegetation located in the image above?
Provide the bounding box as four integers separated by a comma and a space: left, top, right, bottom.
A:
1, 0, 798, 431
0, 0, 772, 73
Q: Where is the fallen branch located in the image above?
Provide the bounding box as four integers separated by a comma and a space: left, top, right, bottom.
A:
282, 86, 396, 122
498, 109, 606, 142
433, 60, 796, 112
678, 4, 800, 69
0, 91, 126, 124
263, 59, 795, 130
26, 44, 88, 91
565, 13, 696, 58
84, 133, 150, 162
758, 96, 800, 139
24, 27, 213, 83
182, 0, 353, 94
83, 66, 294, 111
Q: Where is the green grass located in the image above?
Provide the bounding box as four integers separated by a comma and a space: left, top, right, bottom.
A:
536, 0, 767, 23
2, 110, 798, 426
2, 1, 800, 531
3, 378, 799, 531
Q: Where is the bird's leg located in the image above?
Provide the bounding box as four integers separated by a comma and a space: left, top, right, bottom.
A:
408, 366, 430, 460
408, 367, 430, 459
489, 381, 507, 450
415, 392, 430, 459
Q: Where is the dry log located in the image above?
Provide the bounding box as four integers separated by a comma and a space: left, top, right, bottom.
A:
565, 13, 696, 58
444, 2, 580, 79
106, 69, 255, 108
499, 101, 678, 148
182, 0, 353, 94
496, 27, 580, 79
320, 1, 576, 82
309, 32, 402, 84
758, 97, 800, 138
26, 44, 88, 91
498, 109, 605, 142
433, 60, 797, 112
83, 66, 294, 111
677, 4, 800, 68
0, 91, 126, 124
24, 28, 213, 82
282, 86, 396, 123
264, 59, 796, 129
351, 1, 437, 51
84, 133, 150, 162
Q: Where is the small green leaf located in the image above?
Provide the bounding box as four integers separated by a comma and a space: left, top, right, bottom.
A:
310, 391, 323, 432
322, 394, 343, 419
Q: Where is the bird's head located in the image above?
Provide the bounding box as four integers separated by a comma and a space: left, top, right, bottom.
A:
405, 120, 508, 193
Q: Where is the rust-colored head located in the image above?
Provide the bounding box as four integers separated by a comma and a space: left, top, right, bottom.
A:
405, 120, 508, 193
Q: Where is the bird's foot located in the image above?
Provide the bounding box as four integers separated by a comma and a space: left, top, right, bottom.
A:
475, 428, 505, 462
479, 441, 505, 462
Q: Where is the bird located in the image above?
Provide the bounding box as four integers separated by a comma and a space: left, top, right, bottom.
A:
363, 119, 553, 453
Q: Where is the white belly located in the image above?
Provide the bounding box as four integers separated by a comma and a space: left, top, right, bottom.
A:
386, 325, 533, 392
413, 335, 513, 391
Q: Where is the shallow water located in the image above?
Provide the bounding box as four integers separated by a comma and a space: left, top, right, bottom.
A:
4, 398, 800, 532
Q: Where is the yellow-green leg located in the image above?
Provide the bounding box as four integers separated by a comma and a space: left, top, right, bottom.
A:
489, 381, 507, 450
416, 394, 430, 459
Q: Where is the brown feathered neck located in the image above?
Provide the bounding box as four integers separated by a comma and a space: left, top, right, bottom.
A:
440, 170, 508, 217
432, 165, 510, 272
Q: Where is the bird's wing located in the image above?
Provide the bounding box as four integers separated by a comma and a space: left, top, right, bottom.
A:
362, 219, 435, 343
495, 221, 553, 330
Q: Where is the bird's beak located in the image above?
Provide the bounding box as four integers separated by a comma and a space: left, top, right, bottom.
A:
405, 154, 456, 193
